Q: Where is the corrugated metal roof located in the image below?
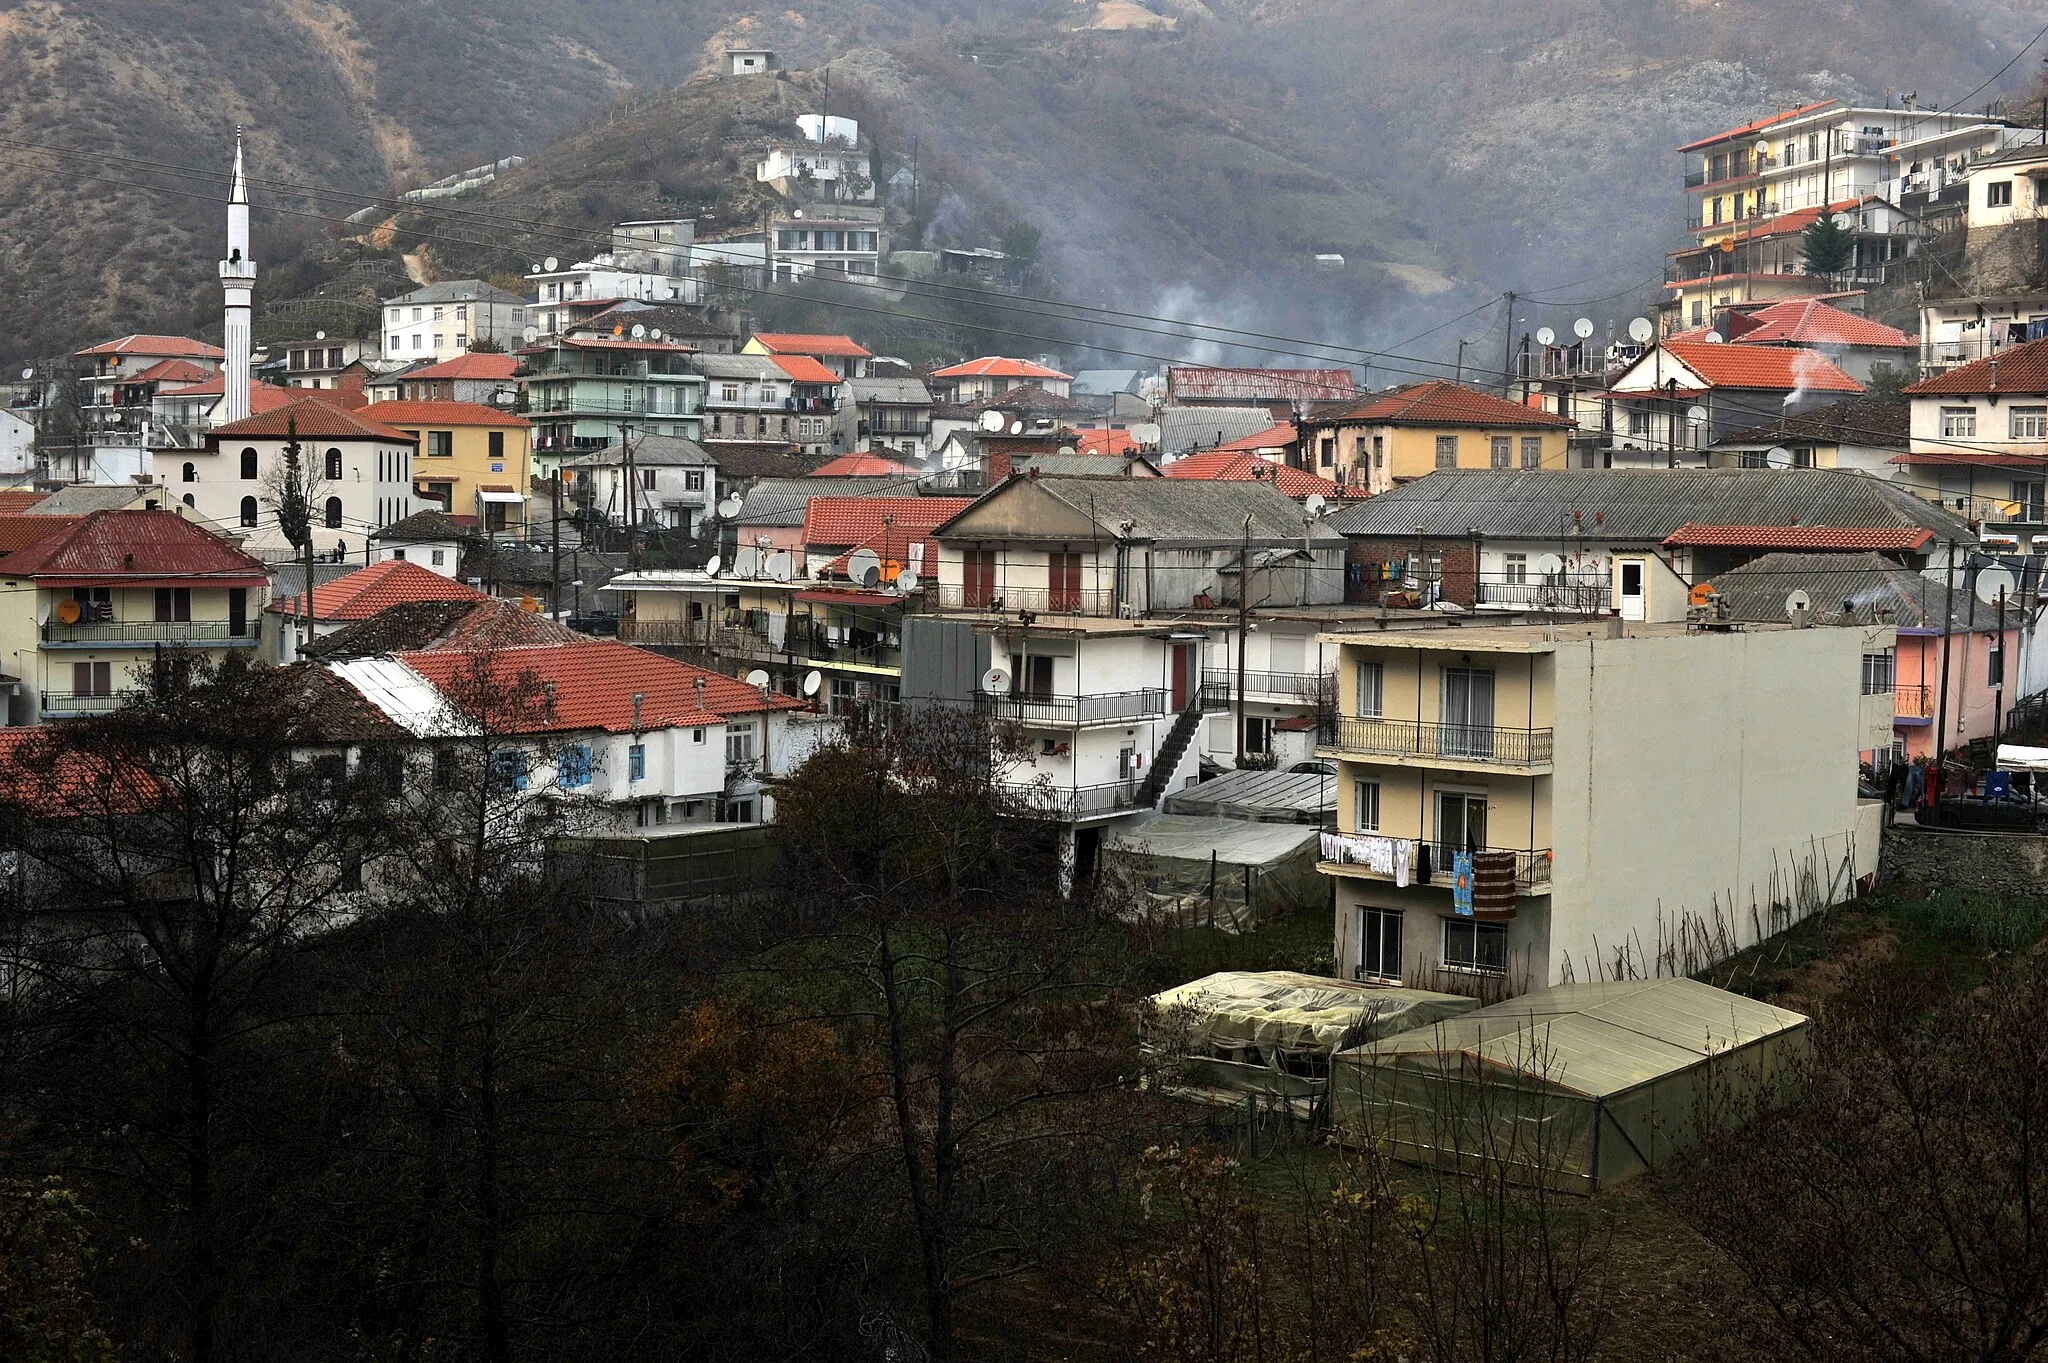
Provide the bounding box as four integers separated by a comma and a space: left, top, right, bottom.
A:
1164, 769, 1335, 821
1709, 551, 2027, 630
1322, 468, 1976, 542
734, 476, 908, 526
1168, 367, 1358, 402
328, 657, 470, 737
989, 475, 1347, 546
1157, 407, 1288, 455
1105, 814, 1318, 867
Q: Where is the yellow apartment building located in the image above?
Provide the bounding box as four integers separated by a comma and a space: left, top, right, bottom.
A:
1299, 380, 1573, 495
368, 399, 532, 533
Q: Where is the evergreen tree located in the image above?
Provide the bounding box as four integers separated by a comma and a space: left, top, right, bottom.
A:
1801, 213, 1855, 280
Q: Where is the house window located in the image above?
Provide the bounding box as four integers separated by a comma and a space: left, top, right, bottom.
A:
455, 305, 467, 322
1490, 435, 1511, 468
427, 431, 453, 458
181, 461, 196, 482
721, 383, 741, 402
432, 306, 444, 321
1443, 918, 1509, 974
488, 430, 504, 460
725, 723, 756, 764
642, 469, 657, 490
692, 727, 707, 745
1942, 406, 1978, 438
1319, 436, 1334, 468
228, 588, 247, 637
431, 549, 445, 566
685, 469, 705, 491
1372, 435, 1384, 468
72, 660, 112, 698
1861, 648, 1895, 695
240, 447, 259, 479
388, 334, 400, 352
153, 587, 191, 623
1243, 715, 1271, 754
1354, 779, 1380, 832
1503, 552, 1528, 585
434, 747, 460, 790
1359, 908, 1403, 983
628, 743, 646, 782
432, 334, 444, 349
1628, 409, 1650, 436
2013, 479, 2046, 520
489, 750, 529, 791
1791, 447, 1815, 468
239, 496, 258, 527
1520, 436, 1542, 468
1990, 181, 2014, 207
325, 448, 343, 479
1434, 435, 1457, 468
1355, 660, 1383, 717
324, 497, 343, 529
556, 743, 593, 789
2012, 406, 2048, 440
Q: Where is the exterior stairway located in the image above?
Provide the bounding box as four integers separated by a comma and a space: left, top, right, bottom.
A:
1135, 700, 1206, 808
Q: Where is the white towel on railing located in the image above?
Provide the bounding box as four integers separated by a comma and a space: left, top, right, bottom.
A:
1320, 831, 1400, 877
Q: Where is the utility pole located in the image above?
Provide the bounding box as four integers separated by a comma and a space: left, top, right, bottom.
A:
1499, 291, 1517, 396
1235, 512, 1251, 766
1933, 540, 1958, 778
619, 420, 639, 569
1456, 339, 1468, 384
550, 468, 562, 619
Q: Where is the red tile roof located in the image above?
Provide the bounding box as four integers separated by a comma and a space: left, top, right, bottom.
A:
397, 640, 803, 734
363, 399, 530, 429
557, 336, 696, 353
0, 515, 80, 555
1073, 428, 1139, 457
1211, 422, 1298, 453
1662, 523, 1934, 551
1677, 101, 1837, 153
405, 353, 520, 381
1165, 448, 1346, 498
769, 354, 845, 385
809, 453, 914, 477
1905, 335, 2048, 395
1716, 197, 1876, 243
1168, 366, 1359, 402
129, 358, 216, 385
930, 356, 1072, 381
270, 559, 485, 620
750, 333, 872, 358
211, 397, 413, 442
0, 729, 163, 815
0, 491, 47, 515
75, 334, 225, 360
1318, 380, 1576, 428
3, 511, 269, 584
1732, 298, 1912, 349
803, 496, 973, 552
1660, 341, 1863, 393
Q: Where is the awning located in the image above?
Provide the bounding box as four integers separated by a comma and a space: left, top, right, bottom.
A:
476, 490, 525, 504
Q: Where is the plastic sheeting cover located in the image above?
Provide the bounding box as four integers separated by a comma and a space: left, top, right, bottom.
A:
1149, 970, 1480, 1056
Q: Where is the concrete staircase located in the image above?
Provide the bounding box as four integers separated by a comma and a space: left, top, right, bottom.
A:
1136, 700, 1206, 808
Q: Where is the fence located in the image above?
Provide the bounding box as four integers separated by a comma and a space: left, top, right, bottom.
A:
983, 688, 1167, 727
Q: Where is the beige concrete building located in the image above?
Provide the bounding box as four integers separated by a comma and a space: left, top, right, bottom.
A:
1318, 619, 1883, 996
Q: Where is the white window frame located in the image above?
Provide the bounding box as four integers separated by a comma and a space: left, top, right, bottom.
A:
1354, 779, 1381, 832
1359, 908, 1403, 984
1441, 917, 1509, 975
1942, 406, 1978, 438
2012, 406, 2048, 440
1355, 660, 1384, 717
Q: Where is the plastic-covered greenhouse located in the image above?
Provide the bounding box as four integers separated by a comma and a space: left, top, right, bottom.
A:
1104, 815, 1322, 932
1331, 978, 1808, 1193
1145, 971, 1480, 1113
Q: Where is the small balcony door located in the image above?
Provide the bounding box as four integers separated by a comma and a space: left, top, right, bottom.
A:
964, 549, 998, 607
1049, 551, 1082, 612
1439, 667, 1496, 759
1618, 558, 1647, 620
1170, 642, 1197, 712
1435, 792, 1489, 864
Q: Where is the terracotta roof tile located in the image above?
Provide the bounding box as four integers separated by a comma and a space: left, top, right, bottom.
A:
74, 334, 224, 360
1074, 428, 1139, 456
1677, 100, 1837, 153
803, 496, 972, 551
750, 333, 872, 358
1165, 449, 1347, 498
363, 399, 530, 428
1905, 335, 2048, 396
3, 511, 268, 582
768, 354, 844, 385
130, 358, 217, 385
269, 559, 486, 621
303, 598, 579, 660
1663, 523, 1934, 550
211, 397, 413, 442
0, 491, 46, 515
1168, 367, 1359, 402
1659, 341, 1862, 393
397, 640, 804, 734
404, 353, 520, 381
0, 515, 80, 555
930, 356, 1072, 381
1317, 380, 1576, 428
1732, 298, 1912, 349
809, 453, 915, 477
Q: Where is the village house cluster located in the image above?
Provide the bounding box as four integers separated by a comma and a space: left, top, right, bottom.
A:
5, 89, 2044, 1050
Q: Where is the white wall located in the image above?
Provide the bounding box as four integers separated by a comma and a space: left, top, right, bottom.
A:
180, 434, 415, 563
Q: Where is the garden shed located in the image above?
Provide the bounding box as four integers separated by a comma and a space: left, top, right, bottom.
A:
1105, 814, 1321, 931
1331, 977, 1808, 1192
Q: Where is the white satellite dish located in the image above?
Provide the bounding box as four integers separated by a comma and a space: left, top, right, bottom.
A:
1628, 318, 1655, 345
543, 256, 559, 271
720, 495, 744, 518
19, 367, 31, 380
1687, 405, 1708, 426
649, 329, 662, 341
896, 569, 919, 593
981, 665, 1011, 694
733, 546, 761, 578
631, 323, 647, 339
1977, 565, 2018, 605
1702, 332, 1725, 344
1573, 317, 1594, 340
745, 669, 771, 689
802, 670, 822, 697
1784, 589, 1813, 619
1535, 326, 1556, 347
704, 554, 723, 577
315, 329, 327, 341
978, 409, 1006, 433
1765, 446, 1793, 468
1057, 445, 1077, 457
847, 548, 882, 589
766, 550, 794, 582
522, 326, 538, 343
1304, 493, 1327, 518
1008, 420, 1024, 435
1535, 552, 1564, 575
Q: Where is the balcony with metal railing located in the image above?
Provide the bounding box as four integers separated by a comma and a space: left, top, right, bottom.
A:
40, 691, 121, 717
1320, 832, 1554, 891
1001, 776, 1145, 821
1197, 671, 1331, 708
617, 618, 711, 647
983, 688, 1168, 728
41, 619, 257, 648
1894, 683, 1934, 721
1317, 716, 1554, 770
931, 582, 1119, 616
1474, 580, 1613, 613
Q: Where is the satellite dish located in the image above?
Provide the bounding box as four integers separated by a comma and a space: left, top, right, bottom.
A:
1057, 445, 1077, 457
766, 550, 794, 582
981, 665, 1011, 694
1977, 565, 2018, 605
802, 670, 822, 696
543, 256, 559, 271
55, 598, 81, 625
1535, 552, 1564, 575
1573, 318, 1594, 340
896, 569, 919, 593
315, 329, 327, 340
733, 546, 761, 578
1536, 326, 1556, 347
1784, 589, 1813, 619
719, 494, 744, 518
19, 367, 32, 380
1765, 446, 1793, 468
1687, 405, 1708, 425
1628, 318, 1655, 345
1008, 421, 1024, 435
705, 554, 723, 577
1702, 332, 1725, 344
979, 409, 1006, 433
631, 323, 647, 339
1304, 493, 1327, 518
847, 548, 882, 589
745, 669, 771, 689
649, 329, 663, 341
522, 327, 538, 344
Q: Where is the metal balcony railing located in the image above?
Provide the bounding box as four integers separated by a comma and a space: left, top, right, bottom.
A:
1317, 716, 1554, 767
1197, 671, 1332, 706
41, 619, 255, 647
40, 691, 121, 716
617, 618, 710, 646
1003, 777, 1144, 821
1322, 833, 1554, 889
931, 583, 1119, 615
1894, 683, 1934, 719
983, 688, 1167, 727
1475, 581, 1613, 613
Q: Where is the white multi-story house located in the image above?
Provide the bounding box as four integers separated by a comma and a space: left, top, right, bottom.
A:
381, 281, 525, 361
695, 354, 801, 445
767, 209, 884, 280
187, 398, 417, 563
758, 115, 875, 203
560, 433, 718, 535
836, 375, 936, 461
